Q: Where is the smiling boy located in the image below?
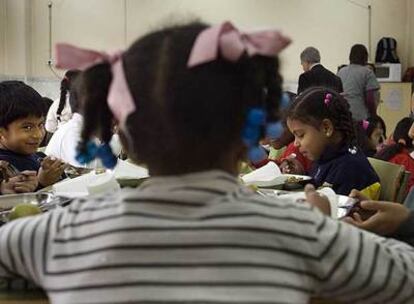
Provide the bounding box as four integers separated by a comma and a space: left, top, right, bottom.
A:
0, 81, 67, 187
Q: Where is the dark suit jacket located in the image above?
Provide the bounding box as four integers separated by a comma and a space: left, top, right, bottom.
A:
297, 64, 343, 94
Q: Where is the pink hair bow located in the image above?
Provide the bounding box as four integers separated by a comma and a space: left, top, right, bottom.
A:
55, 43, 136, 129
187, 21, 291, 67
362, 119, 370, 130
324, 93, 333, 106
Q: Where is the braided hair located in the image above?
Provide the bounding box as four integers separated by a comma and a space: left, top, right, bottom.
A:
57, 69, 80, 120
74, 21, 283, 175
286, 87, 355, 146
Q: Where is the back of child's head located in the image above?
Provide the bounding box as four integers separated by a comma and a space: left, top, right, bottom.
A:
286, 87, 355, 145
366, 115, 387, 140
354, 120, 376, 157
0, 81, 45, 128
376, 117, 413, 161
75, 21, 283, 174
349, 44, 368, 65
57, 69, 80, 119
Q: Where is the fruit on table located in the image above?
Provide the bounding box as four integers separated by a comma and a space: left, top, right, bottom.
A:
8, 203, 41, 221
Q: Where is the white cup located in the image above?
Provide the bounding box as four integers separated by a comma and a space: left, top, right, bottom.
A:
87, 171, 120, 195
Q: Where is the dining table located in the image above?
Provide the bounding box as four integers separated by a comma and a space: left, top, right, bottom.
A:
0, 288, 342, 304
0, 279, 48, 304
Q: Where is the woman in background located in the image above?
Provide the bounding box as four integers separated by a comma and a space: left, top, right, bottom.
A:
337, 44, 380, 121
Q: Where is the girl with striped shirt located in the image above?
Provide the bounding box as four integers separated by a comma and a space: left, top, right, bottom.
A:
1, 21, 414, 304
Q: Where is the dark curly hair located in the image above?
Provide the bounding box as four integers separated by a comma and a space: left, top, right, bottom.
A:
285, 87, 355, 145
74, 21, 283, 174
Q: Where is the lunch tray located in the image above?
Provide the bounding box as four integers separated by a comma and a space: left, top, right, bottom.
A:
0, 192, 72, 226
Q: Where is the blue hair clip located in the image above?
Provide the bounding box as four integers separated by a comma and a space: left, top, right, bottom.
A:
242, 108, 267, 163
242, 92, 290, 163
96, 143, 118, 169
262, 93, 290, 141
75, 141, 99, 165
75, 141, 118, 169
247, 145, 268, 163
280, 92, 290, 110
265, 121, 283, 141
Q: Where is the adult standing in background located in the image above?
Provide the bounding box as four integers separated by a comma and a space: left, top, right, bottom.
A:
297, 47, 343, 94
337, 44, 380, 121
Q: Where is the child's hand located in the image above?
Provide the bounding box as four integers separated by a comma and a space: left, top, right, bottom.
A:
304, 184, 331, 216
38, 157, 68, 187
343, 201, 410, 236
279, 158, 305, 175
348, 189, 369, 201
1, 171, 38, 194
0, 160, 18, 180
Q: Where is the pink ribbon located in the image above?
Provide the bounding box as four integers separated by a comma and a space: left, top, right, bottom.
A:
55, 43, 136, 129
362, 120, 370, 130
187, 21, 291, 67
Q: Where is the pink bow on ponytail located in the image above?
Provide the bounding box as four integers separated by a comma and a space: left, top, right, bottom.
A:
55, 43, 136, 130
187, 21, 291, 67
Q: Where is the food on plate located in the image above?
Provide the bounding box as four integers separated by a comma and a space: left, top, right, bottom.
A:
285, 176, 304, 184
247, 184, 259, 192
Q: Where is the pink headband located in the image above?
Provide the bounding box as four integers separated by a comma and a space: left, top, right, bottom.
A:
187, 21, 291, 67
55, 43, 136, 129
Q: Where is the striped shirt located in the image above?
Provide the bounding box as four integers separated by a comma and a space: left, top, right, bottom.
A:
1, 170, 414, 304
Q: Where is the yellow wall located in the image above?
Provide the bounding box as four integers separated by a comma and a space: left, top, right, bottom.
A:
1, 0, 412, 82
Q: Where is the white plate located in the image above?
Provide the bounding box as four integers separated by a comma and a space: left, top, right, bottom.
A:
337, 195, 358, 219
257, 188, 352, 219
246, 174, 312, 187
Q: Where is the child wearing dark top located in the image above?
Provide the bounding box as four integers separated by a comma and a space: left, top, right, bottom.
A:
0, 81, 67, 187
286, 87, 380, 198
375, 117, 414, 191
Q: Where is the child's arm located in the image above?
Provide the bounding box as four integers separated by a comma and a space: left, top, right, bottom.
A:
1, 171, 38, 194
303, 188, 414, 301
0, 209, 60, 283
0, 161, 38, 194
364, 69, 381, 117
38, 157, 68, 187
365, 89, 380, 117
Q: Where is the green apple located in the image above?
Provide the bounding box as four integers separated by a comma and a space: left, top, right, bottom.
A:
8, 204, 41, 221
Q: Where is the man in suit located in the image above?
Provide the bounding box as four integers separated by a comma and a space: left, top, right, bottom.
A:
298, 47, 343, 94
